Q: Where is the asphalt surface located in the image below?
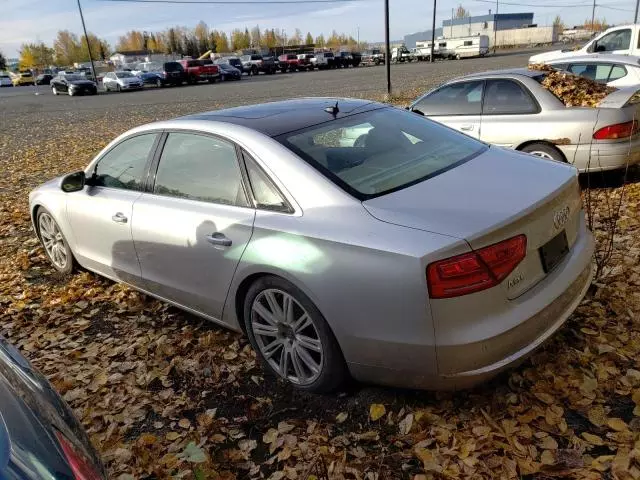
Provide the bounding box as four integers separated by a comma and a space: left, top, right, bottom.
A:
0, 49, 545, 120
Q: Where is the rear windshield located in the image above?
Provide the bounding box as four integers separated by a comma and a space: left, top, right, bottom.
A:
277, 107, 485, 199
164, 62, 182, 71
116, 72, 134, 78
251, 55, 262, 60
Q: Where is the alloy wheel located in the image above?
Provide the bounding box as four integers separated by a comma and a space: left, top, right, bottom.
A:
51, 86, 57, 95
529, 150, 554, 160
251, 289, 323, 385
38, 213, 68, 270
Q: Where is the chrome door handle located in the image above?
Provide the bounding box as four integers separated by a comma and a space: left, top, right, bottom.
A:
206, 233, 232, 247
460, 125, 474, 131
111, 212, 128, 223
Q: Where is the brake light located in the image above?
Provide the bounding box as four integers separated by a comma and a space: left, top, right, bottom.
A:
55, 431, 102, 480
427, 235, 527, 299
593, 120, 639, 140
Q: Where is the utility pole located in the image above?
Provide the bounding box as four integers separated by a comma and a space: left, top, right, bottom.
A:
76, 0, 97, 84
493, 0, 499, 54
384, 0, 391, 95
635, 0, 639, 23
591, 0, 596, 30
451, 8, 454, 37
357, 26, 360, 47
430, 0, 436, 63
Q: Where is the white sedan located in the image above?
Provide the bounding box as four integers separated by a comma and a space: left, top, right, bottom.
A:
103, 71, 144, 92
537, 54, 640, 88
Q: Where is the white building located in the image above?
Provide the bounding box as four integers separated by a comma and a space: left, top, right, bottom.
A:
442, 13, 534, 39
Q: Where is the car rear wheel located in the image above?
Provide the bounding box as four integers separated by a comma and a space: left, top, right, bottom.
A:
520, 143, 565, 162
68, 88, 73, 96
156, 79, 162, 87
244, 276, 348, 392
37, 209, 74, 275
51, 86, 58, 95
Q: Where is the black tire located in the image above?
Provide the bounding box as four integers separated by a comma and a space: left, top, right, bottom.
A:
251, 65, 258, 76
116, 84, 121, 92
36, 207, 75, 275
374, 58, 380, 66
244, 275, 348, 393
156, 79, 162, 88
520, 142, 565, 162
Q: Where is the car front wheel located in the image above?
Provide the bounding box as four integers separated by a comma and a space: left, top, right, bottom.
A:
51, 86, 58, 95
37, 208, 74, 275
244, 276, 347, 392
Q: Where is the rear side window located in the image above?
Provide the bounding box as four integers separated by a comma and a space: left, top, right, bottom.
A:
164, 62, 182, 72
414, 80, 484, 115
464, 41, 473, 46
93, 134, 157, 191
244, 154, 291, 212
608, 65, 627, 81
482, 79, 538, 115
154, 133, 248, 207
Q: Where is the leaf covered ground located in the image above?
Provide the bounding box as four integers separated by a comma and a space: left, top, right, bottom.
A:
1, 99, 640, 480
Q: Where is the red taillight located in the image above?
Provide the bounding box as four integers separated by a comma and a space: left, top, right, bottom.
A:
427, 235, 527, 299
593, 120, 639, 140
55, 431, 102, 480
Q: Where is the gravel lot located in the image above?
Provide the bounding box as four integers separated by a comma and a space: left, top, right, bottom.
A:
0, 49, 543, 121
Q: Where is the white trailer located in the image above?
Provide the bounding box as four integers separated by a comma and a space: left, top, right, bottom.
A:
445, 35, 490, 59
414, 40, 445, 60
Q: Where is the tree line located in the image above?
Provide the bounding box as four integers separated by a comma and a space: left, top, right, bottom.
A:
116, 22, 360, 57
15, 21, 361, 70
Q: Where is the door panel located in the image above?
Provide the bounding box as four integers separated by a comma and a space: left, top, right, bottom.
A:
132, 196, 255, 319
428, 114, 482, 139
67, 188, 142, 284
480, 79, 540, 148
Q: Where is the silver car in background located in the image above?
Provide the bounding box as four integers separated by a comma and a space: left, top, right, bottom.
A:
410, 68, 640, 172
29, 98, 594, 392
103, 71, 144, 92
538, 54, 640, 88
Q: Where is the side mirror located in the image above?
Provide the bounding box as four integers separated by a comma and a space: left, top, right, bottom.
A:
61, 171, 85, 193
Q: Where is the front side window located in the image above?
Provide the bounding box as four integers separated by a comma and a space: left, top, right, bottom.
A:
414, 80, 484, 115
596, 29, 631, 51
482, 79, 538, 115
278, 107, 485, 198
93, 134, 157, 190
154, 133, 248, 207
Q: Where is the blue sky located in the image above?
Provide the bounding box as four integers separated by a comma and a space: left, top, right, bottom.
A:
0, 0, 635, 58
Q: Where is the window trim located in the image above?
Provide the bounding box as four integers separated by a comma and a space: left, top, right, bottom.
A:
607, 64, 627, 82
86, 131, 162, 192
481, 78, 541, 116
147, 129, 253, 209
415, 79, 486, 117
239, 149, 295, 214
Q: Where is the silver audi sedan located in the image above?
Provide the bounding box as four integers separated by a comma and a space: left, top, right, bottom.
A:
29, 98, 594, 392
410, 68, 640, 172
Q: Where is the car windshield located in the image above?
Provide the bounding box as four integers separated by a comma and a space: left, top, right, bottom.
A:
64, 75, 83, 81
277, 107, 486, 199
117, 72, 134, 78
165, 63, 181, 71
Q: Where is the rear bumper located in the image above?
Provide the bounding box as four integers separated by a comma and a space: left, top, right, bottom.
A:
558, 136, 640, 172
348, 224, 594, 391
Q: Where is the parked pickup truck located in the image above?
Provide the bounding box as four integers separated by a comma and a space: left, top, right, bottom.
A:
278, 54, 309, 72
361, 49, 385, 65
178, 59, 220, 84
530, 24, 640, 64
241, 54, 277, 75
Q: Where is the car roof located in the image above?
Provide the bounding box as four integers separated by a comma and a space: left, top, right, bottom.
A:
546, 54, 640, 66
178, 98, 385, 137
462, 68, 545, 80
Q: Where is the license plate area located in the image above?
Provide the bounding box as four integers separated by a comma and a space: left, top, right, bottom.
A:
539, 231, 569, 273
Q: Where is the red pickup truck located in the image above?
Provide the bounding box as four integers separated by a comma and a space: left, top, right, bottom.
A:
178, 59, 220, 84
277, 54, 312, 72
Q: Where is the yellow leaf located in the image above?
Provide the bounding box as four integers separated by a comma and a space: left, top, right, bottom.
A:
581, 327, 599, 335
263, 428, 278, 444
534, 392, 555, 405
591, 455, 614, 472
607, 418, 628, 432
369, 404, 386, 421
166, 432, 180, 441
88, 370, 108, 392
178, 418, 191, 429
538, 436, 558, 450
277, 446, 292, 461
632, 389, 640, 405
588, 405, 607, 426
582, 432, 605, 446
540, 450, 555, 465
472, 425, 491, 436
336, 412, 348, 423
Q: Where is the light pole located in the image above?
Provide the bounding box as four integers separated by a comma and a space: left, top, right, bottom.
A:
635, 0, 639, 23
384, 0, 390, 95
591, 0, 596, 30
493, 0, 498, 54
76, 0, 97, 83
430, 0, 436, 63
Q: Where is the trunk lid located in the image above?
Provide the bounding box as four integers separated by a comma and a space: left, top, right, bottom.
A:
363, 147, 582, 297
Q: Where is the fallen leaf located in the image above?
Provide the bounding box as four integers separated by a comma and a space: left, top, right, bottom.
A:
607, 418, 628, 432
369, 404, 386, 421
581, 432, 605, 445
398, 413, 413, 435
336, 412, 348, 423
179, 441, 206, 463
178, 418, 191, 429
